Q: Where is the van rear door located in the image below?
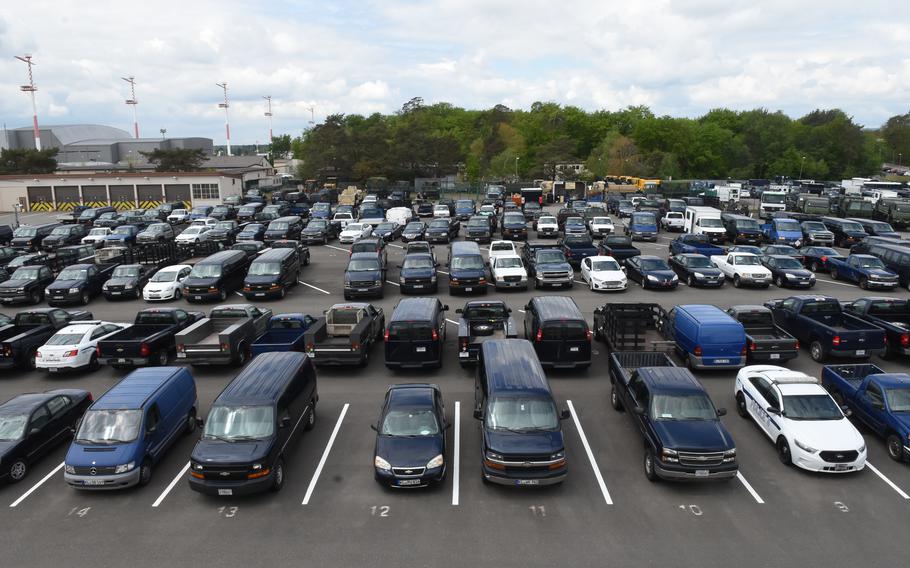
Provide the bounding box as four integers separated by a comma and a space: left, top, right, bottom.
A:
698, 322, 744, 366
540, 321, 591, 367
386, 322, 440, 365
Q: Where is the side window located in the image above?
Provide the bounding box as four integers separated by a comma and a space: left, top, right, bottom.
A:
40, 266, 51, 279
866, 382, 884, 407
146, 404, 161, 433
47, 396, 70, 418
30, 405, 51, 431
175, 310, 188, 323
249, 307, 261, 317
780, 298, 797, 312
847, 299, 867, 314
90, 326, 108, 340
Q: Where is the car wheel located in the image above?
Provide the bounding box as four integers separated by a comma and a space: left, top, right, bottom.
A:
218, 289, 227, 301
27, 350, 37, 370
644, 450, 659, 482
174, 288, 182, 300
859, 277, 868, 290
810, 261, 820, 272
138, 459, 153, 486
88, 353, 100, 372
687, 275, 696, 287
156, 350, 169, 366
810, 341, 825, 362
270, 459, 285, 492
733, 275, 741, 288
8, 459, 27, 483
735, 393, 749, 418
81, 291, 90, 305
185, 409, 197, 435
360, 348, 369, 367
776, 437, 792, 466
831, 268, 839, 280
887, 433, 904, 462
304, 402, 317, 431
343, 293, 351, 301
29, 291, 40, 304
776, 276, 785, 288
639, 278, 646, 289
278, 286, 286, 299
610, 385, 623, 411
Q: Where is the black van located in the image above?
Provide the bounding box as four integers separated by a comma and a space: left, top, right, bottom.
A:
263, 216, 304, 244
182, 249, 251, 302
11, 223, 60, 251
523, 296, 592, 370
821, 217, 868, 247
446, 241, 487, 294
189, 351, 317, 495
78, 206, 116, 225
242, 247, 300, 300
721, 213, 763, 245
473, 339, 569, 486
864, 242, 910, 289
384, 298, 448, 369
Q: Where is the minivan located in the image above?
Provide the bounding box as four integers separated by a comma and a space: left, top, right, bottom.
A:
64, 366, 198, 489
11, 223, 61, 251
242, 247, 300, 300
189, 352, 317, 495
523, 296, 592, 369
473, 339, 570, 486
182, 249, 251, 302
665, 304, 746, 370
264, 216, 304, 244
384, 298, 448, 369
236, 203, 264, 223
447, 241, 487, 294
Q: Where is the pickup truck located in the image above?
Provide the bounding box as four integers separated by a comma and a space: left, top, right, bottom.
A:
304, 303, 385, 366
668, 234, 725, 257
710, 252, 771, 288
45, 262, 116, 306
822, 363, 910, 461
559, 234, 599, 268
827, 254, 900, 290
843, 297, 910, 358
250, 313, 316, 356
0, 264, 57, 305
597, 235, 641, 265
455, 300, 518, 365
725, 305, 799, 363
593, 302, 672, 352
175, 304, 272, 366
765, 295, 887, 362
97, 307, 204, 368
0, 308, 93, 369
522, 243, 573, 289
608, 351, 738, 481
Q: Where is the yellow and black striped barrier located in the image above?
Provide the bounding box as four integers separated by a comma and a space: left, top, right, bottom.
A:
113, 201, 136, 211
28, 201, 54, 212
139, 200, 162, 210
57, 202, 78, 212
83, 200, 109, 208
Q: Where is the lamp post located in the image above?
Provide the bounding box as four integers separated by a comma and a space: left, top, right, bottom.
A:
798, 156, 807, 179
514, 156, 519, 179
216, 82, 231, 156
14, 55, 40, 150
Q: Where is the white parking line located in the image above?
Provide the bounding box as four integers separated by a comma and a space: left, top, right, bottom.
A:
445, 319, 459, 325
867, 461, 910, 499
814, 278, 867, 288
152, 461, 191, 507
10, 461, 64, 508
438, 270, 449, 275
386, 280, 400, 287
298, 280, 330, 295
388, 243, 404, 249
234, 291, 244, 297
736, 471, 765, 504
302, 403, 349, 505
452, 401, 461, 506
566, 400, 613, 505
324, 244, 349, 253
518, 309, 525, 313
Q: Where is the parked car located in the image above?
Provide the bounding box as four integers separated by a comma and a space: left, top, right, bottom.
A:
828, 254, 900, 290
207, 220, 243, 246
426, 218, 459, 244
96, 307, 204, 368
726, 306, 799, 363
664, 304, 746, 370
799, 246, 845, 273
300, 219, 336, 244
11, 223, 61, 251
842, 298, 910, 359
660, 211, 685, 232
500, 212, 528, 240
143, 264, 192, 301
522, 243, 573, 289
800, 220, 835, 246
559, 234, 599, 268
489, 254, 528, 291
237, 222, 268, 242
166, 209, 189, 224
182, 250, 251, 303
597, 235, 641, 264
0, 308, 94, 369
303, 303, 385, 366
523, 296, 591, 370
0, 265, 56, 305
669, 234, 725, 257
579, 255, 626, 292
625, 212, 658, 241
384, 297, 448, 370
136, 223, 176, 244
535, 215, 559, 237
711, 252, 772, 288
263, 216, 303, 244
398, 253, 438, 294
250, 313, 316, 356
668, 253, 724, 288
241, 247, 301, 300
374, 221, 403, 242
102, 264, 155, 300
625, 256, 679, 290
175, 304, 272, 367
344, 252, 385, 299
762, 255, 817, 288
455, 300, 518, 364
46, 262, 117, 306
36, 321, 128, 372
81, 227, 112, 247
41, 224, 88, 252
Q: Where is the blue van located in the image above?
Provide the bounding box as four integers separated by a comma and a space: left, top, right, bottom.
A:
762, 217, 803, 247
626, 212, 658, 241
473, 339, 570, 486
446, 241, 487, 294
64, 367, 197, 489
666, 305, 746, 370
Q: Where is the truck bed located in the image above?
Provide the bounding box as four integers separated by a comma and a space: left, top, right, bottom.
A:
103, 324, 171, 342
610, 351, 676, 377
745, 326, 792, 341
823, 364, 886, 391
803, 314, 870, 332
0, 325, 42, 342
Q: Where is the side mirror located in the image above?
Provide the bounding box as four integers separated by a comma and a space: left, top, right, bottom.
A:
442, 305, 449, 311
455, 308, 462, 314
507, 308, 512, 313
840, 405, 853, 417
195, 417, 205, 428
146, 425, 158, 437
560, 409, 571, 420
473, 409, 483, 420
280, 415, 292, 428
30, 427, 41, 436
716, 408, 727, 417
766, 407, 781, 416
633, 406, 646, 416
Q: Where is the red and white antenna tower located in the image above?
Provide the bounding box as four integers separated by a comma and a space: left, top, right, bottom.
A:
14, 55, 41, 150
216, 82, 231, 156
122, 76, 139, 139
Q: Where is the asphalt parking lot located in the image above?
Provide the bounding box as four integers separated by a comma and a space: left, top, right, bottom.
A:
0, 207, 908, 568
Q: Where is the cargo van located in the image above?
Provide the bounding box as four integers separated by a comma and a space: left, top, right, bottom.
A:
665, 304, 746, 370
189, 352, 317, 495
446, 241, 487, 294
263, 216, 304, 244
473, 339, 570, 486
523, 296, 592, 369
242, 247, 300, 300
721, 213, 763, 245
683, 207, 725, 243
64, 367, 198, 489
183, 249, 251, 302
384, 297, 448, 369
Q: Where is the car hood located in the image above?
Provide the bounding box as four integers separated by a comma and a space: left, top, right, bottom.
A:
43, 235, 68, 243
401, 267, 435, 278
780, 268, 814, 277
107, 277, 139, 287
484, 429, 563, 456
537, 261, 571, 271
783, 416, 864, 451
375, 435, 443, 467
495, 267, 527, 277
427, 227, 448, 233
652, 419, 734, 452
644, 269, 676, 279
877, 231, 901, 238
346, 270, 381, 281
630, 223, 658, 231
0, 279, 33, 289
503, 223, 526, 229
66, 441, 140, 467
245, 274, 281, 285
590, 269, 625, 280
176, 233, 201, 241
184, 277, 219, 287
48, 279, 83, 290
688, 267, 723, 276
806, 230, 834, 236
104, 234, 132, 240
191, 439, 271, 464
302, 227, 325, 234
865, 268, 898, 278
145, 281, 178, 291
0, 440, 19, 460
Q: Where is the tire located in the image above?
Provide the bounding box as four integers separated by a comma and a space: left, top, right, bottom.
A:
235, 343, 249, 367
185, 409, 197, 435
831, 268, 839, 280
29, 291, 39, 305
218, 289, 227, 302
8, 458, 27, 483
776, 276, 785, 288
644, 450, 659, 482
156, 350, 168, 366
360, 348, 369, 367
610, 385, 624, 411
810, 341, 825, 362
304, 402, 317, 431
27, 350, 37, 371
270, 459, 285, 492
859, 277, 868, 290
639, 278, 646, 289
88, 353, 100, 372
810, 261, 820, 272
687, 275, 696, 287
138, 459, 153, 486
733, 275, 741, 288
173, 288, 182, 300
776, 437, 792, 466
685, 353, 695, 371
735, 393, 749, 418
278, 286, 286, 299
343, 293, 351, 301
887, 433, 904, 462
81, 291, 90, 305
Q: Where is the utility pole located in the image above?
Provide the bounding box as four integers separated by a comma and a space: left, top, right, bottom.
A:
263, 95, 273, 144
216, 82, 232, 156
122, 76, 139, 138
307, 106, 315, 127
14, 55, 41, 150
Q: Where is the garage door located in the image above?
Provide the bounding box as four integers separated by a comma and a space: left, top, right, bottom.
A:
53, 186, 80, 211
81, 185, 109, 208
27, 186, 53, 212
109, 185, 136, 210
137, 184, 163, 209
165, 184, 191, 210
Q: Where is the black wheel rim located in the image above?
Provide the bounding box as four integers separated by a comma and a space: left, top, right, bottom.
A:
889, 438, 901, 458
10, 460, 26, 481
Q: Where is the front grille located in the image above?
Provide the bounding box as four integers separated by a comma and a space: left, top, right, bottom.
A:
106, 286, 125, 292
201, 465, 250, 481
677, 451, 724, 467
456, 278, 479, 285
406, 277, 431, 285
542, 271, 568, 279
188, 287, 211, 294
72, 465, 117, 475
351, 281, 374, 287
504, 275, 521, 283
820, 450, 859, 463
392, 467, 426, 476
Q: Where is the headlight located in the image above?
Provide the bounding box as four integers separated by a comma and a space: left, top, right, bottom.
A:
723, 448, 737, 462
550, 451, 565, 460
69, 287, 80, 293
430, 275, 437, 282
399, 276, 405, 284
102, 282, 109, 289
124, 283, 135, 289
426, 454, 444, 469
785, 273, 796, 279
858, 443, 866, 454
660, 448, 678, 463
114, 461, 135, 474
45, 288, 51, 295
344, 282, 353, 288
373, 280, 381, 286
192, 462, 203, 471
692, 272, 705, 278
251, 463, 263, 471
671, 275, 678, 281
374, 456, 392, 471
647, 274, 659, 281
65, 464, 75, 474
485, 451, 503, 461
793, 439, 818, 454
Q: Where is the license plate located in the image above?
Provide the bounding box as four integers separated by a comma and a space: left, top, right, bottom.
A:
856, 350, 866, 356
412, 284, 423, 288
459, 352, 470, 358
834, 464, 850, 471
770, 354, 780, 360
49, 367, 59, 373
83, 479, 105, 485
416, 346, 426, 352
516, 479, 539, 486
218, 489, 233, 496
357, 288, 368, 292
465, 287, 473, 292
714, 359, 730, 364
110, 291, 121, 295
117, 358, 127, 363
570, 347, 579, 352
397, 479, 421, 486
255, 293, 265, 297
194, 295, 202, 300
695, 470, 710, 477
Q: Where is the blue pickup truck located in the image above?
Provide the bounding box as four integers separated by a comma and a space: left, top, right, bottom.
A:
250, 313, 316, 356
625, 212, 658, 241
668, 234, 726, 257
822, 364, 910, 462
765, 295, 887, 362
843, 297, 910, 359
559, 234, 599, 268
762, 217, 804, 247
827, 254, 900, 290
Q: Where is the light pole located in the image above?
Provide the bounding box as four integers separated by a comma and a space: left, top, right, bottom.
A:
122, 76, 139, 138
216, 82, 232, 156
14, 55, 41, 150
900, 153, 903, 167
798, 156, 807, 179
514, 156, 519, 179
263, 95, 273, 144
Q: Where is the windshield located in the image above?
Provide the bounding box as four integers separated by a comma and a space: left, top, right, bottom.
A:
148, 224, 168, 232
735, 219, 760, 230
376, 223, 395, 231
204, 405, 275, 441
651, 394, 717, 420
619, 201, 632, 208
268, 222, 289, 230
13, 227, 37, 237
775, 257, 803, 269
886, 389, 910, 412
89, 229, 108, 236
468, 218, 487, 227
214, 222, 234, 230
429, 220, 449, 228
539, 216, 556, 224
763, 193, 786, 204
192, 207, 210, 215
592, 259, 620, 271
640, 259, 671, 271
403, 223, 422, 231
782, 395, 843, 420
869, 222, 894, 232
46, 332, 85, 345
811, 247, 839, 256
857, 257, 885, 269
403, 257, 434, 269
11, 267, 41, 280
306, 220, 326, 229
685, 256, 713, 268
249, 262, 281, 276
183, 227, 205, 235
113, 227, 134, 235
345, 224, 364, 232
190, 264, 223, 278
700, 218, 723, 228
504, 214, 524, 224
171, 210, 186, 216
734, 255, 760, 265
537, 251, 565, 264
151, 270, 181, 282
842, 222, 865, 232
496, 257, 523, 269
348, 259, 380, 272
486, 397, 559, 432
76, 409, 142, 444
451, 256, 484, 270
57, 268, 88, 280
239, 206, 258, 214
0, 413, 28, 441
51, 227, 72, 236
593, 217, 612, 225
113, 267, 139, 278
465, 304, 508, 318
380, 409, 439, 436
491, 243, 513, 252
313, 203, 330, 211
803, 222, 827, 231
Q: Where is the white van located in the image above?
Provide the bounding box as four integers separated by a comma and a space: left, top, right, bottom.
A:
683, 206, 726, 244
386, 206, 413, 227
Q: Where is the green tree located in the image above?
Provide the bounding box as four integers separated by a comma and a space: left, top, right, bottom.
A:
0, 147, 58, 174
881, 112, 910, 165
269, 134, 292, 159
139, 148, 207, 172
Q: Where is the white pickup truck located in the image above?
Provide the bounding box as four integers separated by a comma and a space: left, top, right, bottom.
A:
660, 212, 685, 232
710, 252, 771, 288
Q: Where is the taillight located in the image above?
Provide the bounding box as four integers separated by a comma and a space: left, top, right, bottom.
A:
832, 335, 841, 347
586, 329, 593, 342
87, 392, 93, 402
383, 329, 389, 342
220, 342, 229, 351
901, 334, 909, 348
305, 343, 314, 352
177, 343, 185, 353
431, 329, 439, 341
749, 341, 756, 352
351, 341, 360, 350
460, 338, 468, 351
139, 343, 151, 357
535, 328, 543, 342
794, 341, 800, 350
63, 350, 78, 358
694, 346, 702, 356
740, 345, 747, 356
821, 255, 827, 262
95, 345, 102, 357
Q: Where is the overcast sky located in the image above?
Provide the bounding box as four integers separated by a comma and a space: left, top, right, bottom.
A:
1, 0, 908, 145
